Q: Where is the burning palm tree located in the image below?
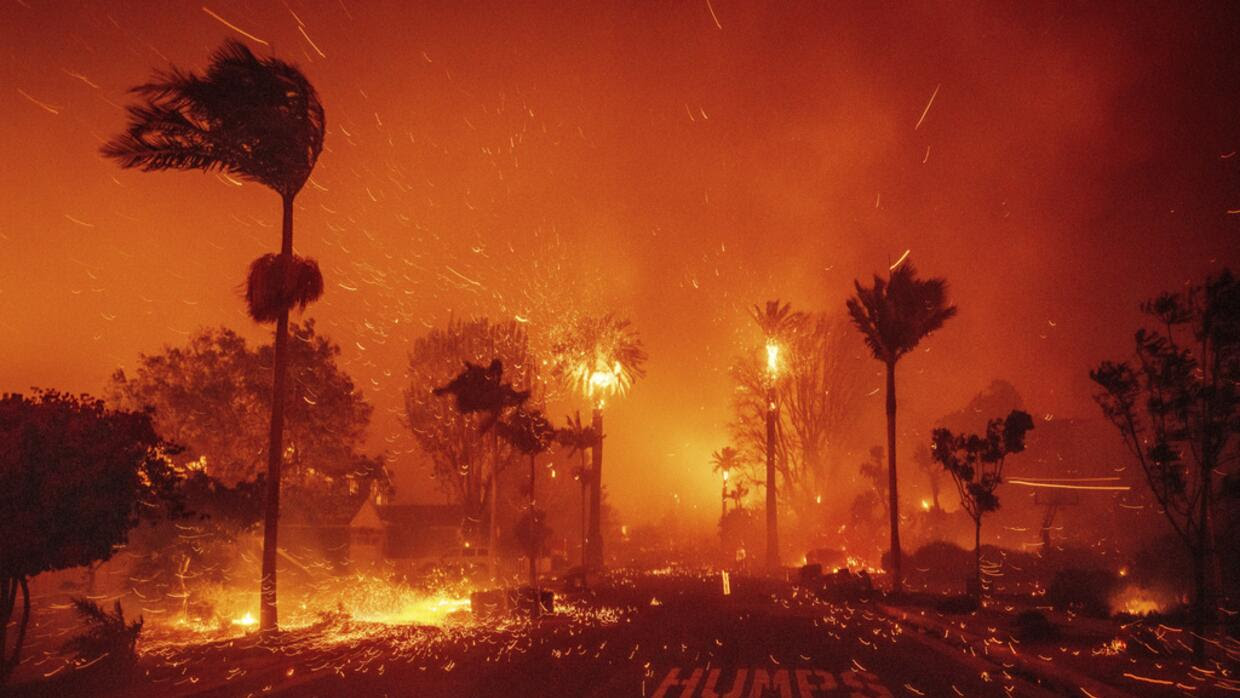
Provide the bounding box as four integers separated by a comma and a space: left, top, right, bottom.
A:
750, 300, 803, 570
846, 260, 956, 593
102, 40, 325, 632
550, 314, 646, 569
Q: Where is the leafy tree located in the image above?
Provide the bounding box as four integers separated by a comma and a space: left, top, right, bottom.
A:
0, 391, 180, 683
103, 40, 327, 632
109, 322, 386, 526
931, 410, 1034, 598
1091, 269, 1239, 658
847, 260, 957, 592
406, 319, 538, 554
730, 314, 867, 532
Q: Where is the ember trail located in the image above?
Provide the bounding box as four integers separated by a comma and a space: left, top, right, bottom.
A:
2, 3, 1238, 697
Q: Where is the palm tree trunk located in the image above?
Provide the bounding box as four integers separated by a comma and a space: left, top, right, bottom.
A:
259, 194, 294, 633
587, 407, 604, 569
765, 385, 779, 571
886, 359, 901, 594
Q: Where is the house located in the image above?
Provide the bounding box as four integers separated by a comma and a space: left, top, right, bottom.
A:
348, 498, 465, 567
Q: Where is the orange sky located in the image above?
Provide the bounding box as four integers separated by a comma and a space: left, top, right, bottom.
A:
1, 1, 1237, 524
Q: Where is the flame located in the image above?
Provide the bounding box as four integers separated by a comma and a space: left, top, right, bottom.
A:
1111, 585, 1170, 616
231, 611, 256, 627
920, 499, 931, 511
764, 341, 780, 377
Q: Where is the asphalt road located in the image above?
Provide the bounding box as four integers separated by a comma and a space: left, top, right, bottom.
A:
184, 571, 1042, 698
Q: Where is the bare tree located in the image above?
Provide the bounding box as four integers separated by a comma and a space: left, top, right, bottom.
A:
729, 313, 867, 527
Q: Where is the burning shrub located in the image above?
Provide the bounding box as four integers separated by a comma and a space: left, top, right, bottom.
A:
1046, 568, 1118, 617
62, 598, 143, 673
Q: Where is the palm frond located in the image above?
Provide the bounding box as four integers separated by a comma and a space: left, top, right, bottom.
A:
245, 253, 324, 323
102, 39, 325, 197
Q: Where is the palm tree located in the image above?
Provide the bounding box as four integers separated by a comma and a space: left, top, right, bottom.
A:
846, 261, 956, 593
750, 300, 803, 570
549, 314, 647, 569
711, 446, 742, 520
498, 406, 555, 615
556, 412, 601, 570
102, 40, 325, 632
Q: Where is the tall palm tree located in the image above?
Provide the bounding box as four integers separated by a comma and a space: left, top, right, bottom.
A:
846, 261, 956, 593
750, 300, 803, 570
102, 40, 326, 632
550, 314, 646, 569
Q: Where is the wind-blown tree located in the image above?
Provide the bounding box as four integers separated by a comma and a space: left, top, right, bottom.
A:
549, 314, 647, 568
847, 261, 957, 593
1092, 269, 1239, 659
406, 319, 538, 556
931, 410, 1034, 599
433, 357, 531, 575
103, 40, 327, 632
0, 391, 182, 684
556, 412, 601, 568
498, 406, 556, 608
730, 313, 867, 534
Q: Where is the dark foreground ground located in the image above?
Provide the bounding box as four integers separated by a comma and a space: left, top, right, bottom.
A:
10, 569, 1236, 697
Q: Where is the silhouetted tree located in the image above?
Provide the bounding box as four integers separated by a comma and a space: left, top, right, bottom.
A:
548, 314, 647, 568
0, 391, 181, 683
103, 40, 327, 632
406, 318, 538, 546
109, 323, 387, 524
847, 260, 957, 592
498, 406, 555, 610
1091, 269, 1239, 658
556, 412, 601, 568
858, 446, 889, 519
931, 410, 1035, 598
750, 301, 801, 569
730, 314, 867, 530
433, 356, 531, 574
